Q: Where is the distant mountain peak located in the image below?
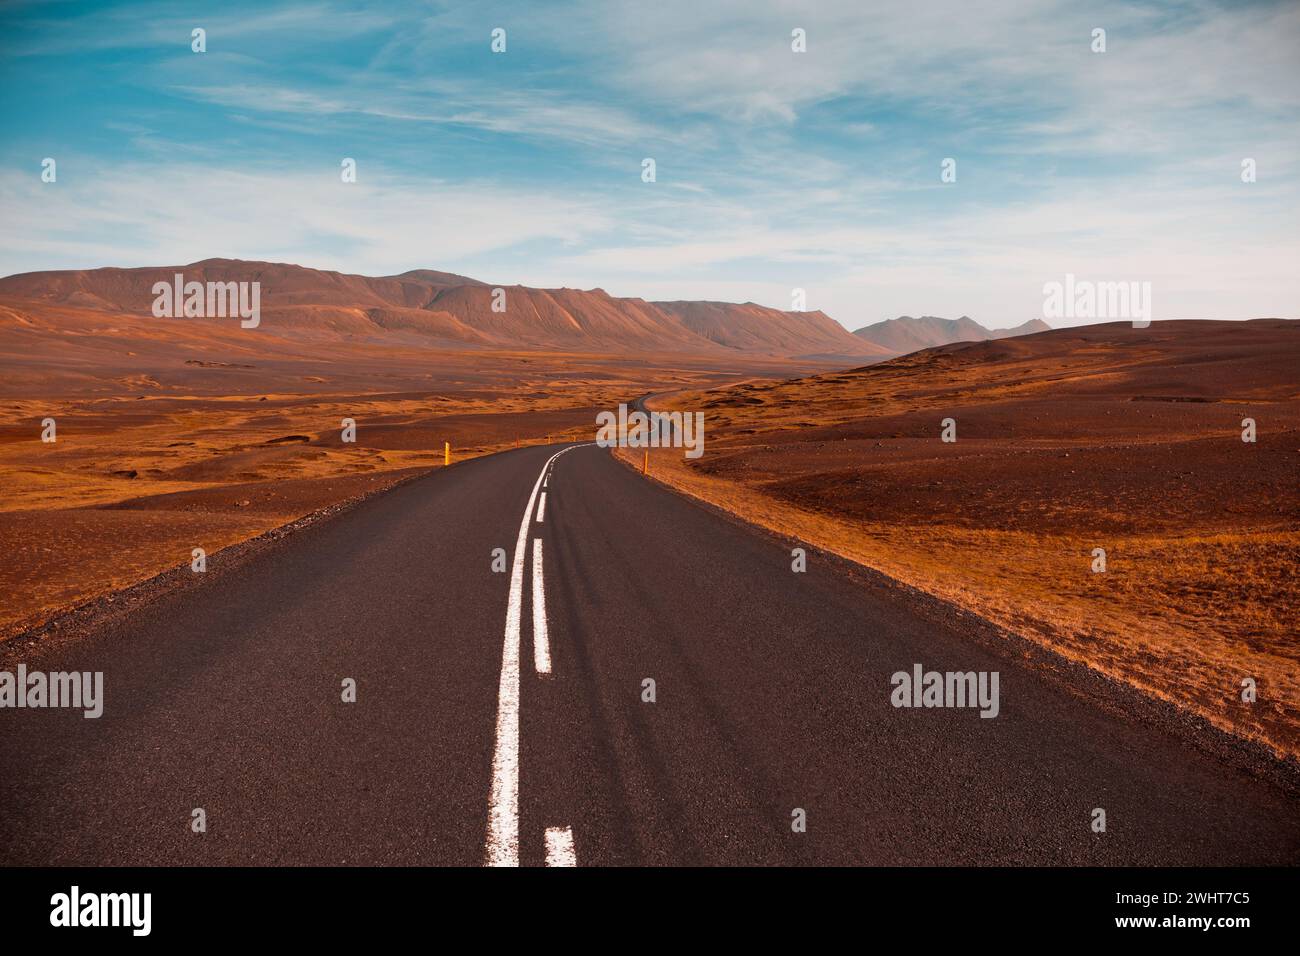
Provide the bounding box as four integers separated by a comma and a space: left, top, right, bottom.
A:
387, 268, 487, 287
852, 314, 1051, 356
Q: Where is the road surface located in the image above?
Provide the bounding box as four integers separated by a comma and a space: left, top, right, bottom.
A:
2, 442, 1298, 865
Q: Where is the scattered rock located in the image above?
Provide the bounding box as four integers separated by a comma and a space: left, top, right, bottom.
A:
265, 435, 312, 445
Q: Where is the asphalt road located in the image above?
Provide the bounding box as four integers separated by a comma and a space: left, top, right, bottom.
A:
2, 442, 1298, 866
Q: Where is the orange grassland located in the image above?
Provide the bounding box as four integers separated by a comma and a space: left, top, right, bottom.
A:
620, 320, 1300, 758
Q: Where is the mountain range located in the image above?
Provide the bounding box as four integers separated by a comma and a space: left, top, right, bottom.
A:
0, 259, 1049, 359
0, 259, 888, 359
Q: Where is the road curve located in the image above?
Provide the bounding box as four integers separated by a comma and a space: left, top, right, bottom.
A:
1, 441, 1297, 866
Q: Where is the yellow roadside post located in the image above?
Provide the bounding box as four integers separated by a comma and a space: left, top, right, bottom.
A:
642, 450, 648, 474
444, 441, 450, 466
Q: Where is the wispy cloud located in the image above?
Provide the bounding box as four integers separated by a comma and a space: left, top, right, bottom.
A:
174, 79, 674, 148
3, 1, 398, 56
0, 163, 615, 278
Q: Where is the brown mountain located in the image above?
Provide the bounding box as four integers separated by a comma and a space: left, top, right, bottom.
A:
0, 259, 880, 358
655, 300, 891, 359
852, 315, 1051, 355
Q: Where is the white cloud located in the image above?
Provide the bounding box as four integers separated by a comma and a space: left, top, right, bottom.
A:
171, 78, 677, 149
0, 163, 614, 277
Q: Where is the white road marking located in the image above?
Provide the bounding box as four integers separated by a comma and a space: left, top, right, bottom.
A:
544, 826, 577, 867
536, 492, 547, 522
532, 538, 551, 676
485, 443, 588, 867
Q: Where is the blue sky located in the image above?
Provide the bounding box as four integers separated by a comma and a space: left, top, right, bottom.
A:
1, 0, 1297, 329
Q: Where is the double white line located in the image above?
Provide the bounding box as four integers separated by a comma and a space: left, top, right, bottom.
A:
485, 444, 588, 867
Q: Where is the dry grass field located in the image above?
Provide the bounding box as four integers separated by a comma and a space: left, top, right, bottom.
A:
623, 320, 1300, 757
